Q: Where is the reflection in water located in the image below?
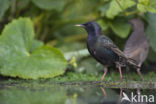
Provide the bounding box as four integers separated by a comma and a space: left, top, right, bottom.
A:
0, 84, 155, 104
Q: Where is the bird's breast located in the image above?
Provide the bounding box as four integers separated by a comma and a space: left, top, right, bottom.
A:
87, 38, 117, 65
87, 37, 98, 57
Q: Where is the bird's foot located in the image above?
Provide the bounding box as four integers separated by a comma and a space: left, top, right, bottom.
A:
119, 78, 123, 83
141, 77, 144, 81
140, 75, 144, 81
100, 78, 104, 82
137, 68, 144, 81
92, 80, 102, 84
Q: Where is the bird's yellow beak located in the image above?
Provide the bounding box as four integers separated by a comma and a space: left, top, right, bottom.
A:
75, 24, 84, 27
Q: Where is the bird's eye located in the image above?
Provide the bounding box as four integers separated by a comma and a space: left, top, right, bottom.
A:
87, 23, 91, 27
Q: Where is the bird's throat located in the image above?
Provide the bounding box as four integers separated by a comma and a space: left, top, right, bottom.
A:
87, 33, 96, 40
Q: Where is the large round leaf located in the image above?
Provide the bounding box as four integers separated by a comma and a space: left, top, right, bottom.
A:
0, 18, 67, 79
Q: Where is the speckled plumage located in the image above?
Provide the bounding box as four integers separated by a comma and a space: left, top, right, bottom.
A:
82, 21, 138, 67
87, 34, 119, 66
76, 21, 139, 81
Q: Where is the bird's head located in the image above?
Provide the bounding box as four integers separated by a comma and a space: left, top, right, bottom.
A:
129, 19, 144, 31
75, 21, 102, 36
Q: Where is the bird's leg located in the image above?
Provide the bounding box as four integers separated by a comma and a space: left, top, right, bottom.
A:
137, 68, 144, 81
120, 88, 123, 100
100, 67, 108, 82
118, 88, 123, 103
137, 88, 141, 95
100, 87, 107, 98
118, 65, 123, 82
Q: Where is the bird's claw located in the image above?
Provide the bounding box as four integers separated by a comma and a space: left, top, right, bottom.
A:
119, 78, 123, 83
92, 80, 102, 84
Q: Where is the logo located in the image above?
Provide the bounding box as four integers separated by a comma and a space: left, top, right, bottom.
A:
121, 92, 131, 102
121, 92, 155, 103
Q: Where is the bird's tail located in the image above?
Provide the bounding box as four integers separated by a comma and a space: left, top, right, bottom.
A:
127, 58, 140, 69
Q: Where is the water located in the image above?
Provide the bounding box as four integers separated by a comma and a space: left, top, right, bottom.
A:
0, 80, 155, 104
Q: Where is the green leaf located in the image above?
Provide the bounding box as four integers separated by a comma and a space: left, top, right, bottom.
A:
31, 0, 66, 11
148, 49, 156, 61
0, 0, 10, 20
137, 0, 156, 13
61, 0, 99, 21
98, 3, 110, 17
30, 39, 44, 52
17, 0, 30, 9
97, 19, 109, 31
106, 0, 136, 19
109, 19, 131, 38
0, 18, 67, 79
146, 13, 156, 51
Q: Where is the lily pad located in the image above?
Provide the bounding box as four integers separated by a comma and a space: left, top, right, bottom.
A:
0, 18, 67, 79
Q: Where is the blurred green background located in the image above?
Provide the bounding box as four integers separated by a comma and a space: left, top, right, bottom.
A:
0, 0, 156, 80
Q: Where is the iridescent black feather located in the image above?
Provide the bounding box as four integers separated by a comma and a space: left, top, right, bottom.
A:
80, 21, 139, 68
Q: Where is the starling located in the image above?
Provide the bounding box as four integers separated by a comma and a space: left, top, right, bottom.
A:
124, 19, 149, 80
76, 21, 139, 81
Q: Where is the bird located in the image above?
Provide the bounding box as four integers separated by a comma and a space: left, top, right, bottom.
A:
124, 19, 149, 80
76, 21, 139, 82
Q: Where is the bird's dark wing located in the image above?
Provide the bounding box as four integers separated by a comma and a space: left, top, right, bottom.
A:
97, 35, 139, 68
124, 40, 149, 64
98, 35, 126, 59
